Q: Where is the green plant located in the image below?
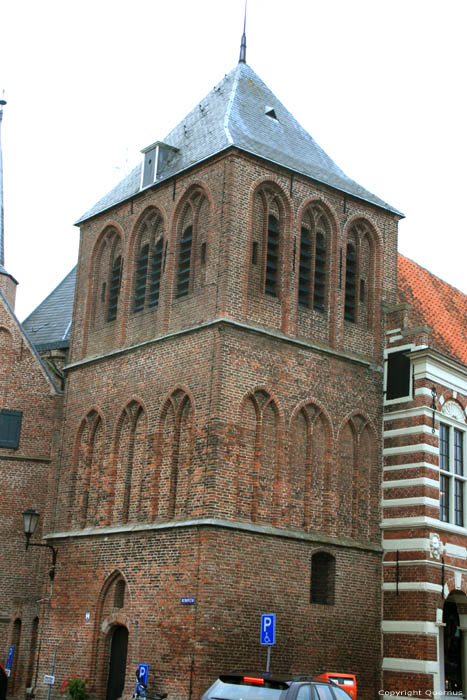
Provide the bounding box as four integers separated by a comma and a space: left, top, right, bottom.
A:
64, 678, 89, 700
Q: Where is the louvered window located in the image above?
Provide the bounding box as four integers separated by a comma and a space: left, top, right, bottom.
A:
313, 232, 326, 312
177, 225, 192, 297
344, 244, 356, 322
298, 228, 311, 307
265, 215, 279, 297
148, 238, 164, 307
107, 255, 123, 322
133, 245, 149, 312
0, 409, 23, 449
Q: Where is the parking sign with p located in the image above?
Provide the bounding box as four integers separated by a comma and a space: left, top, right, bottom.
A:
260, 613, 276, 645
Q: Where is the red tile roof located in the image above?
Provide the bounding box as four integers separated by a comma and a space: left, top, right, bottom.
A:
397, 254, 467, 366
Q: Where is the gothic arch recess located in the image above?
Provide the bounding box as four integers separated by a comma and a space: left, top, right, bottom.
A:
110, 400, 148, 525
236, 389, 281, 524
69, 409, 105, 529
248, 182, 290, 300
287, 402, 331, 531
174, 186, 210, 298
90, 571, 132, 697
297, 202, 334, 314
343, 218, 381, 328
153, 388, 195, 520
130, 207, 166, 313
336, 413, 378, 539
88, 227, 124, 330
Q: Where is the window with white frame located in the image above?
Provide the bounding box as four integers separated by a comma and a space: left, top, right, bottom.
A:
439, 421, 465, 526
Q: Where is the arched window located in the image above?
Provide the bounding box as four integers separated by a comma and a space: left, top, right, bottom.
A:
310, 552, 335, 605
90, 228, 123, 329
298, 205, 329, 312
249, 187, 285, 300
175, 190, 210, 299
344, 221, 377, 326
132, 210, 165, 313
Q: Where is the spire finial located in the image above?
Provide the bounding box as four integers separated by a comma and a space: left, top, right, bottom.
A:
239, 0, 247, 63
0, 91, 7, 269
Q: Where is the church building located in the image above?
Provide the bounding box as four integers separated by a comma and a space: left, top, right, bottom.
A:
1, 37, 466, 700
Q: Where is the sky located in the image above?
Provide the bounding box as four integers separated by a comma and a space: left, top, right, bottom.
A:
1, 0, 466, 321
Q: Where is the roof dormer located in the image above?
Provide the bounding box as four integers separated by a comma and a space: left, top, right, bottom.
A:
140, 141, 179, 189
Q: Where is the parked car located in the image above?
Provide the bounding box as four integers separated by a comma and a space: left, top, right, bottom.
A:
200, 671, 353, 700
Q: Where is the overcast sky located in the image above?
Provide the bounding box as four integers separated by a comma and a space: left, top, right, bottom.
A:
1, 0, 466, 321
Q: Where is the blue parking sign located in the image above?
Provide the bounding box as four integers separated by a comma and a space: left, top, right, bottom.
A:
137, 664, 149, 695
260, 613, 276, 645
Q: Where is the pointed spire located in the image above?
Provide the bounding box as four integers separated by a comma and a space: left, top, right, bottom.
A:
239, 0, 247, 63
0, 93, 7, 271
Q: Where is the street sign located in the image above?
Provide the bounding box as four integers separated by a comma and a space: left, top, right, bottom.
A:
44, 675, 55, 685
260, 613, 276, 645
181, 597, 195, 605
5, 646, 14, 676
137, 663, 149, 695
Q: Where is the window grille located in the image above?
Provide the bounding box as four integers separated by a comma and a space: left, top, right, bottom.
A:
344, 244, 356, 321
133, 245, 149, 312
298, 227, 311, 307
148, 238, 164, 307
176, 225, 192, 297
107, 256, 123, 322
265, 215, 279, 297
313, 232, 326, 311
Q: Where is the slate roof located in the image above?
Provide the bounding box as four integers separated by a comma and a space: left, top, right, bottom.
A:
77, 62, 401, 224
398, 254, 467, 366
22, 266, 76, 349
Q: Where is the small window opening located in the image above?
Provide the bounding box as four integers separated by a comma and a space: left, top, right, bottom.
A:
101, 282, 106, 303
114, 580, 125, 608
201, 241, 207, 265
265, 106, 278, 120
360, 279, 365, 303
148, 238, 164, 308
313, 232, 326, 312
133, 245, 149, 313
177, 225, 193, 297
386, 350, 411, 400
298, 227, 311, 307
344, 244, 356, 322
311, 552, 335, 605
107, 256, 123, 322
252, 241, 258, 265
265, 215, 279, 297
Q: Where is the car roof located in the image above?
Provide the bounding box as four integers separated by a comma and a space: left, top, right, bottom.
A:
221, 671, 330, 684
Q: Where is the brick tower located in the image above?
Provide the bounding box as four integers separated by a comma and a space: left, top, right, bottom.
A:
19, 48, 402, 700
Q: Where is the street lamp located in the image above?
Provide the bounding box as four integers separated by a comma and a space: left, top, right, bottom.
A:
22, 509, 58, 581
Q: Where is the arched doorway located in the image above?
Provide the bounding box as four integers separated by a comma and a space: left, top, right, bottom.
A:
443, 599, 462, 692
106, 626, 128, 700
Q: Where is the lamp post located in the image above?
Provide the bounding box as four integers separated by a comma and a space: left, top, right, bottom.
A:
22, 509, 58, 581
